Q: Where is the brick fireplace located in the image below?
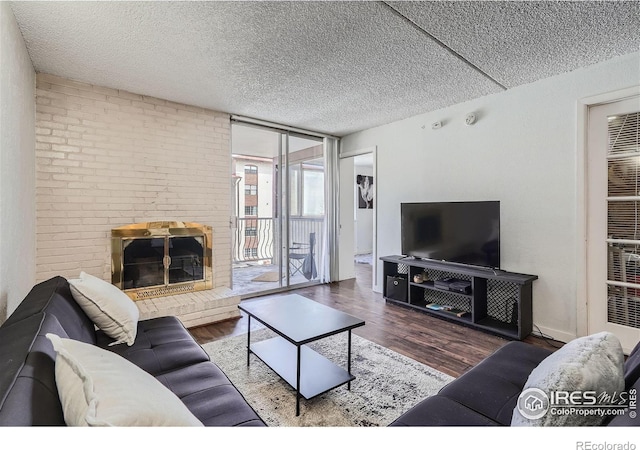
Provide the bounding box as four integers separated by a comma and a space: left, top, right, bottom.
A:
111, 221, 239, 327
34, 74, 240, 327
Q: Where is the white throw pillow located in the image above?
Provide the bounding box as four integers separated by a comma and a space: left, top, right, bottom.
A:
46, 333, 203, 427
68, 271, 139, 346
511, 331, 625, 426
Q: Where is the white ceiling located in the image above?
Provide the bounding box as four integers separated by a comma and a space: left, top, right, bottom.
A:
10, 1, 640, 137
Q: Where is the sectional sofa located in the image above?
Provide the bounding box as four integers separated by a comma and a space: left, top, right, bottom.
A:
0, 275, 265, 426
2, 275, 639, 427
390, 337, 640, 426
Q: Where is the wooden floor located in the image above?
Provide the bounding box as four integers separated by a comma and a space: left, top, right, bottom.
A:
190, 264, 562, 378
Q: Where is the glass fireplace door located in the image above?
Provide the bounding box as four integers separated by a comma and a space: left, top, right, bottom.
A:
122, 236, 206, 289
168, 236, 206, 284
122, 237, 165, 289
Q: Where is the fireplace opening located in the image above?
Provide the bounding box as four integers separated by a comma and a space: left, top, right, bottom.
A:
123, 238, 162, 289
112, 222, 212, 300
168, 236, 205, 284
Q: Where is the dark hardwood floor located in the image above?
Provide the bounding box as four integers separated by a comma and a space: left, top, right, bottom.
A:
190, 263, 562, 378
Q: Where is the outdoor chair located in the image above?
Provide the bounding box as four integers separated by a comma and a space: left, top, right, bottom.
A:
289, 232, 317, 280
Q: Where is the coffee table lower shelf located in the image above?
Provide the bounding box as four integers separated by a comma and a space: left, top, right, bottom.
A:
250, 336, 355, 401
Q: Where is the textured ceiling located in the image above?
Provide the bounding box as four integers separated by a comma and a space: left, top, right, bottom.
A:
9, 1, 640, 137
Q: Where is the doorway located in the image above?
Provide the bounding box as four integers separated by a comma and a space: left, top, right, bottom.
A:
586, 94, 640, 352
338, 147, 377, 291
353, 153, 375, 276
230, 121, 328, 297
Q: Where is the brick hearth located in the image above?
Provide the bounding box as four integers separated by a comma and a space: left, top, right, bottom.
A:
136, 287, 240, 329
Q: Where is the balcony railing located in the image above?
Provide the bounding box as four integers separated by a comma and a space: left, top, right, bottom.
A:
232, 217, 323, 264
233, 217, 274, 263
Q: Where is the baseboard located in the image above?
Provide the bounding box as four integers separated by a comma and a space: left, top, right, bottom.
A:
531, 324, 575, 344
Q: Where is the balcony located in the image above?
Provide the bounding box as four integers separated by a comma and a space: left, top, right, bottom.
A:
231, 216, 324, 296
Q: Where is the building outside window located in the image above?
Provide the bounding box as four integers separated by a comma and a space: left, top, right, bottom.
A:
233, 154, 323, 265
243, 248, 258, 258
290, 162, 324, 217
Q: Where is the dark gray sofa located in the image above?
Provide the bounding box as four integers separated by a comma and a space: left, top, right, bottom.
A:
0, 276, 265, 426
390, 339, 640, 426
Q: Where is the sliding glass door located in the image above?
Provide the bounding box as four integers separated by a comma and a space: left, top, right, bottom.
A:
230, 122, 327, 297
287, 134, 325, 286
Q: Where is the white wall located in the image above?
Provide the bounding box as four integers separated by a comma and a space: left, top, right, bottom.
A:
0, 3, 36, 322
341, 52, 640, 343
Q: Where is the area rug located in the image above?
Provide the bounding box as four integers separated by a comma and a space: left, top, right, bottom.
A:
251, 271, 282, 282
202, 329, 454, 427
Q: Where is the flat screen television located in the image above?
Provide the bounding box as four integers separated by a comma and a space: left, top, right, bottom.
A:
401, 201, 500, 269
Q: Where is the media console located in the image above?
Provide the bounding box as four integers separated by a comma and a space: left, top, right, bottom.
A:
381, 255, 538, 340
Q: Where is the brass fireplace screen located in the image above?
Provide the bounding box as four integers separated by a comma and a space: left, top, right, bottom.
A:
111, 222, 213, 301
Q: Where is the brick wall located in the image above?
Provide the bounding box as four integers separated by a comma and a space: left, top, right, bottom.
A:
35, 74, 231, 288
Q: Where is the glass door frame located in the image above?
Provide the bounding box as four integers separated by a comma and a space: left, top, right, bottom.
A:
230, 116, 338, 298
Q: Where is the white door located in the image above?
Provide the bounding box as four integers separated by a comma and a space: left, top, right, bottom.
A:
338, 156, 356, 280
587, 96, 640, 352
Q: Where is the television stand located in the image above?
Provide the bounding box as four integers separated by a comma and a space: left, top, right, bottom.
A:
381, 255, 537, 340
